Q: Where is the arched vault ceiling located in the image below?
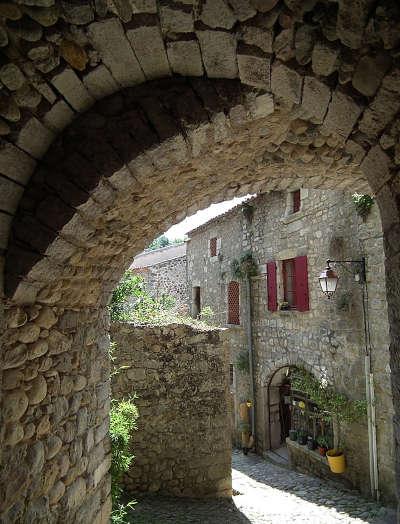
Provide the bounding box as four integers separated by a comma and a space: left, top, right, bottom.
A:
0, 0, 398, 304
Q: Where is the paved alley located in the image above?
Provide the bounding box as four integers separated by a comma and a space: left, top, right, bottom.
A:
128, 451, 396, 523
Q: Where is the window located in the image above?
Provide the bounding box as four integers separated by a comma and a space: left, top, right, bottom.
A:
283, 258, 296, 307
192, 286, 201, 318
227, 281, 240, 325
292, 189, 301, 214
209, 237, 217, 257
229, 364, 234, 386
267, 256, 309, 312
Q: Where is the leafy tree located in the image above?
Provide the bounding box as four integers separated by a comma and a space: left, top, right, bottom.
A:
147, 235, 186, 251
109, 271, 145, 322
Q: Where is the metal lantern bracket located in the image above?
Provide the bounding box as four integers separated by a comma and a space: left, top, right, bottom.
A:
326, 257, 366, 284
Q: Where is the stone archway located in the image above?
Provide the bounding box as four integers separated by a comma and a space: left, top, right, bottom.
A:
0, 1, 400, 522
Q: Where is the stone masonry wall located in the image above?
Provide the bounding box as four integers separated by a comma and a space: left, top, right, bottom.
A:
110, 322, 231, 498
187, 190, 396, 503
133, 255, 188, 313
0, 305, 111, 523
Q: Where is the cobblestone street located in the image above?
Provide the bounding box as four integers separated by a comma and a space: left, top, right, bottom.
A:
128, 451, 396, 523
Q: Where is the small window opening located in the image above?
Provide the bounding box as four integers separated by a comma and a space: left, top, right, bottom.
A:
210, 237, 217, 257
227, 281, 240, 325
292, 189, 301, 214
282, 259, 296, 308
192, 286, 201, 318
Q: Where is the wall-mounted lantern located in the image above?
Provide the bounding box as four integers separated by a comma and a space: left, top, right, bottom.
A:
318, 258, 366, 299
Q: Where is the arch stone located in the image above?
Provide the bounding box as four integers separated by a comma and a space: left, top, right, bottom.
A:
0, 2, 400, 522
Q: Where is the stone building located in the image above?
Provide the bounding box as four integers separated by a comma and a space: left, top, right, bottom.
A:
131, 242, 188, 313
186, 190, 395, 502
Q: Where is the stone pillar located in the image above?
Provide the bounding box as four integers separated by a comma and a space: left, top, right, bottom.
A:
0, 303, 111, 523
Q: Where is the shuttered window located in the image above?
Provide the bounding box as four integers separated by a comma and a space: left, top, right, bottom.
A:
210, 237, 217, 257
283, 259, 296, 307
294, 255, 309, 311
267, 261, 277, 312
267, 257, 309, 312
228, 281, 240, 324
292, 189, 301, 213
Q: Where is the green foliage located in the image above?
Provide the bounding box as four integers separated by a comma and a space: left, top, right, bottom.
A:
110, 398, 138, 505
241, 202, 254, 222
235, 350, 250, 373
109, 271, 145, 321
111, 501, 136, 524
108, 271, 177, 324
291, 368, 366, 424
231, 252, 258, 280
199, 306, 214, 324
147, 235, 186, 250
352, 193, 374, 218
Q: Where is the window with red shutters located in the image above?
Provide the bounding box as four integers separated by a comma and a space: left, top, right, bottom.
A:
210, 237, 217, 257
267, 261, 277, 312
294, 255, 309, 311
228, 281, 240, 325
292, 189, 301, 213
283, 258, 296, 307
281, 256, 310, 311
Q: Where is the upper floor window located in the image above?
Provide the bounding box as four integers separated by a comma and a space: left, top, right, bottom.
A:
210, 237, 217, 257
267, 256, 309, 312
282, 258, 296, 308
227, 281, 240, 325
291, 189, 301, 214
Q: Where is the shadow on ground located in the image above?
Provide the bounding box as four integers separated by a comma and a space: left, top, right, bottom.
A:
126, 494, 251, 524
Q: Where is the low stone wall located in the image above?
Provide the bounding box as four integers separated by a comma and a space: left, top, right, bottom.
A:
111, 322, 231, 498
287, 438, 354, 490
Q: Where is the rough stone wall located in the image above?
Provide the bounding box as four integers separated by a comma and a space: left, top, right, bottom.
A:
110, 322, 231, 497
133, 255, 188, 313
187, 190, 395, 502
0, 306, 111, 523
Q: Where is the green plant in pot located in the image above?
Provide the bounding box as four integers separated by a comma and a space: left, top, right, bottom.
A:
291, 368, 367, 473
316, 435, 329, 456
297, 430, 307, 445
307, 435, 317, 450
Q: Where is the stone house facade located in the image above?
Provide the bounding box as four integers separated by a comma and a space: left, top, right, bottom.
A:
130, 243, 188, 313
186, 190, 395, 503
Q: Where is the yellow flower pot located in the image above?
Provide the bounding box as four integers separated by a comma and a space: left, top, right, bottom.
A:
326, 450, 346, 473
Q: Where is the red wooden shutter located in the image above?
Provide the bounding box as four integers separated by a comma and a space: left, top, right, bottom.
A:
228, 281, 240, 324
210, 237, 217, 257
293, 190, 301, 213
267, 261, 277, 312
294, 255, 309, 311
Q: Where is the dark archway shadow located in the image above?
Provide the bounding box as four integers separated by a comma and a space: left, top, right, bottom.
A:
232, 451, 396, 524
125, 492, 252, 523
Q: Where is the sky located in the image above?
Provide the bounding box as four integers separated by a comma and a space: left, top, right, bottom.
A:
164, 195, 252, 240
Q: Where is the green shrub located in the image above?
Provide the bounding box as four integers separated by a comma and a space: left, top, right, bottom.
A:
110, 398, 138, 505
235, 350, 250, 373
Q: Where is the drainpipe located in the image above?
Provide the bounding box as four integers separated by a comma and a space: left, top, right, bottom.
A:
361, 261, 380, 501
245, 275, 256, 442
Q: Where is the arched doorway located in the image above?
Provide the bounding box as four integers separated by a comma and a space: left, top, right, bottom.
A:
268, 366, 292, 454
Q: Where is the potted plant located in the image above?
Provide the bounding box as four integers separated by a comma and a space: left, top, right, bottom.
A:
307, 436, 316, 450
297, 430, 307, 445
279, 301, 290, 311
316, 435, 328, 456
289, 429, 297, 441
291, 368, 367, 474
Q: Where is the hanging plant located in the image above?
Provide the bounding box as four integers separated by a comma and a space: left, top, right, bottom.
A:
231, 252, 258, 280
352, 193, 374, 220
241, 202, 254, 223
235, 350, 250, 373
